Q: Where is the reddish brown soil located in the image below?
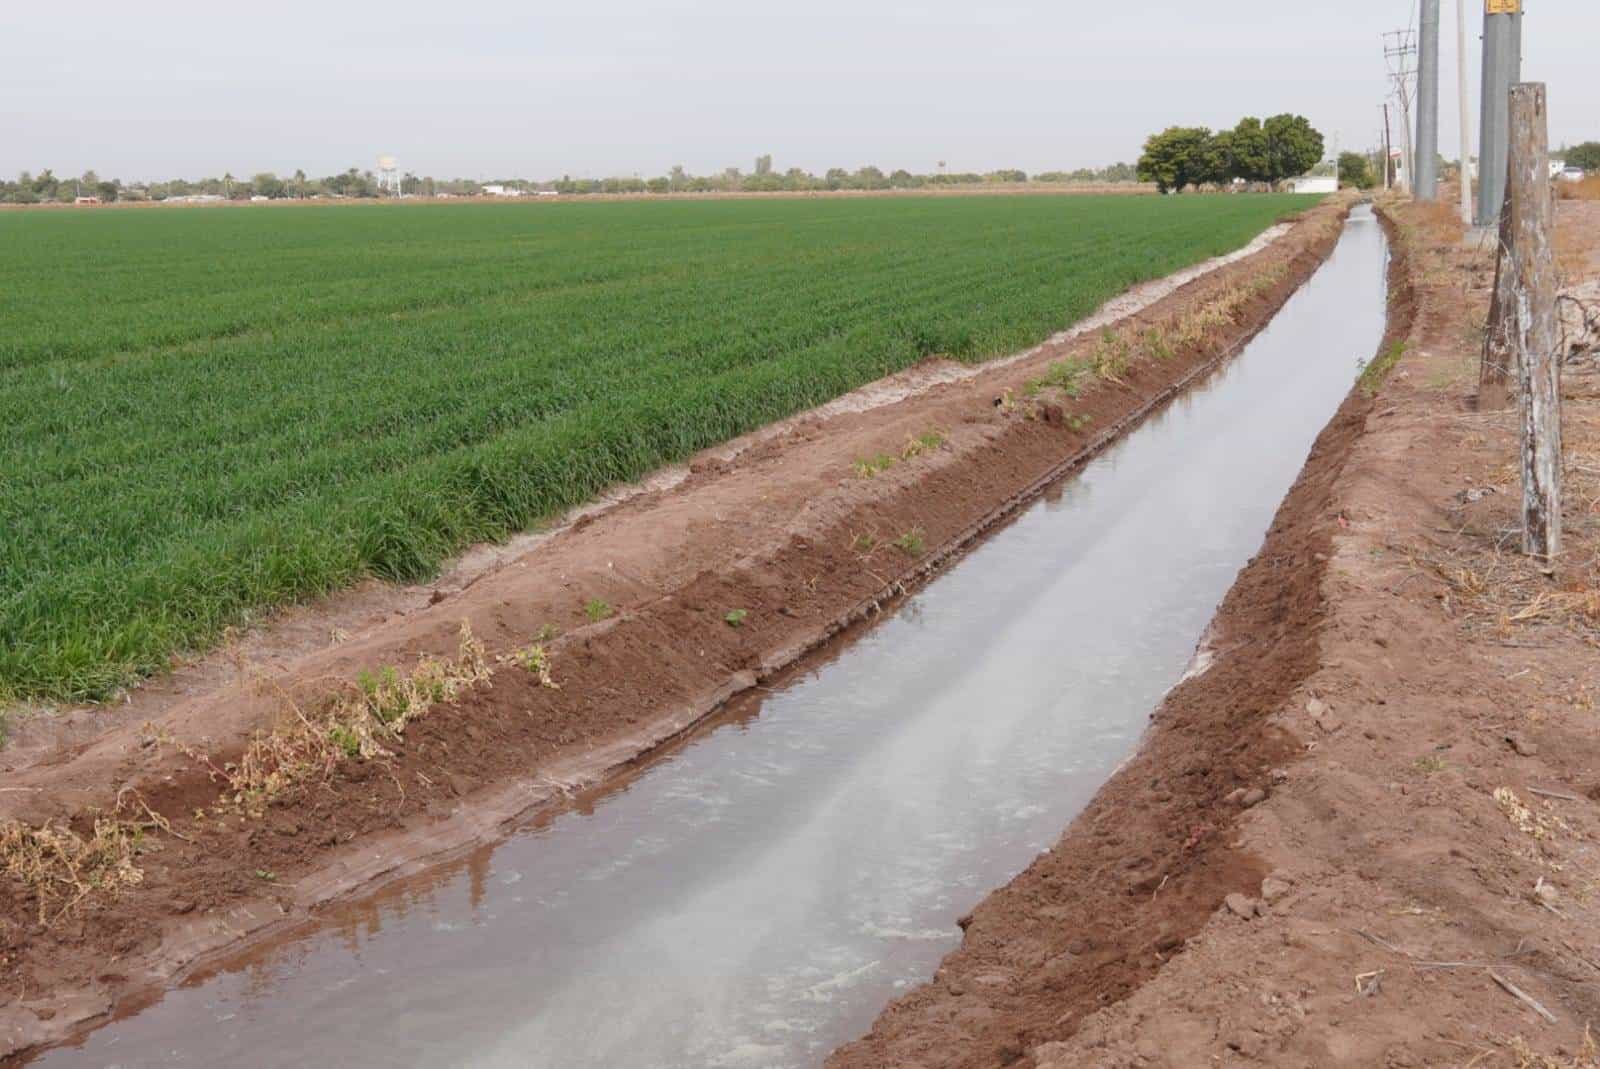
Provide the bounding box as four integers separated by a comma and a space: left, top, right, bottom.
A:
832, 200, 1600, 1069
0, 201, 1347, 1060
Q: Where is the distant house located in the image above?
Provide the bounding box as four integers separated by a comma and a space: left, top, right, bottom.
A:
74, 195, 101, 205
1288, 175, 1338, 195
480, 184, 524, 197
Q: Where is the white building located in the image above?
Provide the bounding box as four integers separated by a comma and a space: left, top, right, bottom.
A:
480, 184, 524, 197
1288, 175, 1339, 195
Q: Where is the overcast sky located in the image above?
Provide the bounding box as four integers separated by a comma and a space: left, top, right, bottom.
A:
2, 1, 1595, 182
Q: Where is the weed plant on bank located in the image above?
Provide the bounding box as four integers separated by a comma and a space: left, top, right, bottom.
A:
0, 193, 1313, 702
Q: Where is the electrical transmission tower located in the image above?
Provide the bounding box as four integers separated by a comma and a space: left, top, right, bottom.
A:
1384, 28, 1418, 194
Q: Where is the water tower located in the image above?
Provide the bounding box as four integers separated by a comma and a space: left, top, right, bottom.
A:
378, 155, 400, 196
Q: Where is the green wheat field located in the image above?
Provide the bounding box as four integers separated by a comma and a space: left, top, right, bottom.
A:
0, 193, 1310, 702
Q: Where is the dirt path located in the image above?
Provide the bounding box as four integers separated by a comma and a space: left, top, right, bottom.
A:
830, 201, 1600, 1069
0, 200, 1347, 1061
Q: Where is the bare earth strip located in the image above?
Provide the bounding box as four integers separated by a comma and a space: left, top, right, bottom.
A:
0, 202, 1341, 1059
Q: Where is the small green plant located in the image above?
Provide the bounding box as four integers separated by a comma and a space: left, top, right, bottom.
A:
1031, 356, 1092, 398
853, 454, 898, 478
901, 428, 945, 458
506, 643, 559, 689
536, 623, 559, 642
852, 532, 877, 552
724, 609, 748, 628
893, 528, 926, 556
1414, 754, 1447, 775
255, 869, 277, 882
1359, 341, 1407, 396
357, 666, 408, 725
328, 724, 362, 759
584, 598, 613, 622
1091, 327, 1132, 381
1066, 412, 1093, 432
1142, 326, 1174, 361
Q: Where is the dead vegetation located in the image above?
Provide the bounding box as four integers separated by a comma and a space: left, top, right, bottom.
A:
1558, 177, 1600, 203
1407, 425, 1600, 645
1022, 261, 1291, 417
0, 789, 178, 926
166, 623, 491, 816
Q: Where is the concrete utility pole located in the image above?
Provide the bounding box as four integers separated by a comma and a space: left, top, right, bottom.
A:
1476, 0, 1524, 226
1415, 0, 1441, 200
1456, 0, 1475, 224
1507, 83, 1562, 562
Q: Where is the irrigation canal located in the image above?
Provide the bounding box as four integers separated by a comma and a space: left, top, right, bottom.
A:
33, 206, 1389, 1068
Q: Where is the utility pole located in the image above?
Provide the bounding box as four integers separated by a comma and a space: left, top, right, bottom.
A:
1415, 0, 1441, 200
1382, 103, 1395, 190
1476, 0, 1524, 226
1384, 29, 1418, 193
1456, 0, 1475, 224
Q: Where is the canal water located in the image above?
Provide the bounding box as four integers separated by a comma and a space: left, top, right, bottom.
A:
34, 206, 1388, 1069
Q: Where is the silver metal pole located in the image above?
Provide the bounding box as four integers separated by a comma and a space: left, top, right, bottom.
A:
1476, 3, 1524, 225
1398, 84, 1415, 195
1457, 0, 1474, 223
1415, 0, 1441, 199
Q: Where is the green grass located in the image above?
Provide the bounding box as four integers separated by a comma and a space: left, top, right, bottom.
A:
0, 193, 1310, 702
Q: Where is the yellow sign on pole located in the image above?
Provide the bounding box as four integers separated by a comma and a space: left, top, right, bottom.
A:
1486, 0, 1521, 13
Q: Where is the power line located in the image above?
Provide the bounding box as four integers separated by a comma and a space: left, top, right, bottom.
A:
1384, 28, 1418, 193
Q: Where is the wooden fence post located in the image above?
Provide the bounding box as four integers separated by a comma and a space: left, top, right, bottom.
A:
1480, 183, 1517, 410
1507, 83, 1562, 562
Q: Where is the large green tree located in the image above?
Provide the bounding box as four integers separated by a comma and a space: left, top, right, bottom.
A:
1137, 126, 1214, 193
1565, 142, 1600, 172
1227, 118, 1272, 183
1262, 114, 1326, 183
1337, 151, 1376, 190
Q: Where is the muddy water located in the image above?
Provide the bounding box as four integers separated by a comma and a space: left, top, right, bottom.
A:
35, 207, 1388, 1069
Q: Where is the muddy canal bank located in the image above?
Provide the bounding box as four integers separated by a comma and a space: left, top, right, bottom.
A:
2, 200, 1349, 1062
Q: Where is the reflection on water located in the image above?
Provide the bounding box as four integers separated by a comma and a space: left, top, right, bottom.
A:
34, 208, 1388, 1069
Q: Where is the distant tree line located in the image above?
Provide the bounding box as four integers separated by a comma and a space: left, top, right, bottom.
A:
1136, 115, 1326, 194
1559, 142, 1600, 172
0, 159, 1143, 204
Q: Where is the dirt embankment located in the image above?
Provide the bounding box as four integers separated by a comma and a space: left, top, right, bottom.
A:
0, 201, 1348, 1060
833, 201, 1600, 1068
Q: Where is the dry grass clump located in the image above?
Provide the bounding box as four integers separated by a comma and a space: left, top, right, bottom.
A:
1403, 198, 1468, 246
185, 623, 491, 815
1506, 1027, 1599, 1067
1558, 176, 1600, 202
1025, 262, 1289, 404
1411, 534, 1600, 642
0, 804, 163, 925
